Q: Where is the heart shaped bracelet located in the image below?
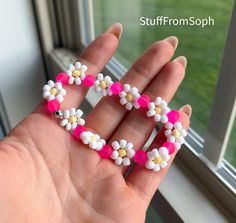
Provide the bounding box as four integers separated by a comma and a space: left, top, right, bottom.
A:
42, 62, 188, 172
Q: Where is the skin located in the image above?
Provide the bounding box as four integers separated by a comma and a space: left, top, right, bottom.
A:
0, 24, 190, 223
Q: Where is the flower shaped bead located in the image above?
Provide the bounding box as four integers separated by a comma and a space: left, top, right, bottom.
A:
94, 73, 113, 96
67, 62, 87, 85
42, 80, 66, 103
164, 122, 187, 150
145, 147, 170, 172
119, 84, 140, 110
80, 131, 106, 151
147, 97, 170, 123
60, 108, 85, 131
111, 140, 135, 166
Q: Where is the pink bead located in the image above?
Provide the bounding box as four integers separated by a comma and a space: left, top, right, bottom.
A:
56, 72, 69, 85
134, 150, 147, 165
73, 125, 86, 140
137, 95, 150, 108
163, 141, 175, 154
83, 74, 95, 87
47, 99, 60, 113
110, 82, 123, 94
167, 110, 180, 124
98, 145, 113, 159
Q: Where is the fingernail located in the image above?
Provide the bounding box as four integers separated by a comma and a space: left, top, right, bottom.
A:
106, 23, 123, 39
164, 36, 178, 50
180, 104, 192, 117
174, 56, 187, 68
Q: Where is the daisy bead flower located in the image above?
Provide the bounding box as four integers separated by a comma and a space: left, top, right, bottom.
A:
60, 108, 85, 131
164, 122, 187, 150
80, 131, 106, 151
42, 80, 66, 103
111, 139, 135, 166
67, 62, 87, 85
147, 97, 170, 123
145, 147, 170, 172
119, 84, 140, 110
94, 73, 113, 96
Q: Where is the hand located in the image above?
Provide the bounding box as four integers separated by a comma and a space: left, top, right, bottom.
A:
0, 23, 190, 223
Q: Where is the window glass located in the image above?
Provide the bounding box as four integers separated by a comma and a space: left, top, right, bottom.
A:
93, 0, 233, 139
225, 116, 236, 168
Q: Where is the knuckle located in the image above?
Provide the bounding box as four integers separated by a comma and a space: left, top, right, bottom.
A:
149, 40, 173, 58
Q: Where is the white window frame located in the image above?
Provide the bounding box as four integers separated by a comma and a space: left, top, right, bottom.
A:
33, 0, 236, 221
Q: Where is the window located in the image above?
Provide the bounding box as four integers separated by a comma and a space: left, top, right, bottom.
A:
34, 0, 236, 221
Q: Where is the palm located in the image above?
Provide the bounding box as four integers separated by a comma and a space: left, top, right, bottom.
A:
0, 24, 189, 223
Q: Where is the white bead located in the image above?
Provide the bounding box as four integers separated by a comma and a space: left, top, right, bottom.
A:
42, 91, 50, 99
126, 142, 133, 150
75, 77, 81, 85
78, 118, 85, 126
147, 151, 154, 160
161, 115, 168, 123
70, 108, 76, 116
68, 76, 74, 84
47, 95, 55, 101
55, 82, 62, 89
154, 114, 161, 122
145, 160, 155, 169
90, 141, 97, 150
97, 73, 103, 81
127, 149, 135, 158
63, 109, 70, 118
133, 102, 140, 109
164, 130, 171, 137
148, 102, 156, 110
56, 94, 64, 103
68, 64, 75, 70
60, 119, 68, 127
160, 161, 167, 168
154, 97, 162, 105
123, 157, 131, 166
119, 91, 126, 97
120, 139, 127, 148
160, 100, 167, 107
80, 65, 87, 72
60, 89, 66, 96
43, 85, 51, 91
120, 98, 127, 105
112, 141, 120, 150
71, 122, 77, 130
65, 123, 72, 131
175, 142, 181, 150
76, 109, 83, 117
123, 84, 130, 91
174, 122, 182, 130
159, 147, 168, 156
115, 157, 123, 165
165, 122, 173, 129
111, 151, 119, 159
74, 62, 81, 69
153, 164, 161, 172
131, 87, 138, 94
152, 148, 159, 157
168, 135, 176, 143
48, 80, 54, 87
126, 102, 133, 110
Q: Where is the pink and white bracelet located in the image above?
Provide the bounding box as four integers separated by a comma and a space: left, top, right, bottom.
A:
42, 61, 188, 172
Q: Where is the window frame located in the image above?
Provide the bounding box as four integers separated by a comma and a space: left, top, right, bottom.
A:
33, 0, 236, 220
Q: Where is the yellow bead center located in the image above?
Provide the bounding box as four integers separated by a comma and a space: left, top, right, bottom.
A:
50, 88, 58, 96
99, 80, 107, 89
172, 130, 180, 138
90, 135, 97, 142
118, 148, 127, 158
126, 93, 133, 102
68, 116, 77, 123
155, 106, 162, 114
153, 156, 162, 164
72, 70, 81, 77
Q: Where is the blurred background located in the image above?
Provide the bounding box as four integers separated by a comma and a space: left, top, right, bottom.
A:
0, 0, 235, 222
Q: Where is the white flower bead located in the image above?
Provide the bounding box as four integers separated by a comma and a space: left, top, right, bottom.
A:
119, 84, 140, 110
164, 121, 187, 150
80, 131, 106, 151
42, 80, 66, 103
111, 140, 135, 166
146, 97, 170, 123
60, 108, 85, 131
145, 147, 170, 172
94, 73, 113, 96
66, 62, 87, 85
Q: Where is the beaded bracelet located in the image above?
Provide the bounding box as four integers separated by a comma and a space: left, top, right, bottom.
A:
42, 61, 188, 172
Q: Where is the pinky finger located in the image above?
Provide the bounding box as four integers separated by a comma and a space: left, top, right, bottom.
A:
126, 105, 191, 205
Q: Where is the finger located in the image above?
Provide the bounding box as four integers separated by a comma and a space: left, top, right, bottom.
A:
109, 56, 187, 172
34, 23, 122, 114
85, 37, 178, 139
126, 106, 191, 205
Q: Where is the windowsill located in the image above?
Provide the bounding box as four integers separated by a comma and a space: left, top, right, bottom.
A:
48, 48, 235, 223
